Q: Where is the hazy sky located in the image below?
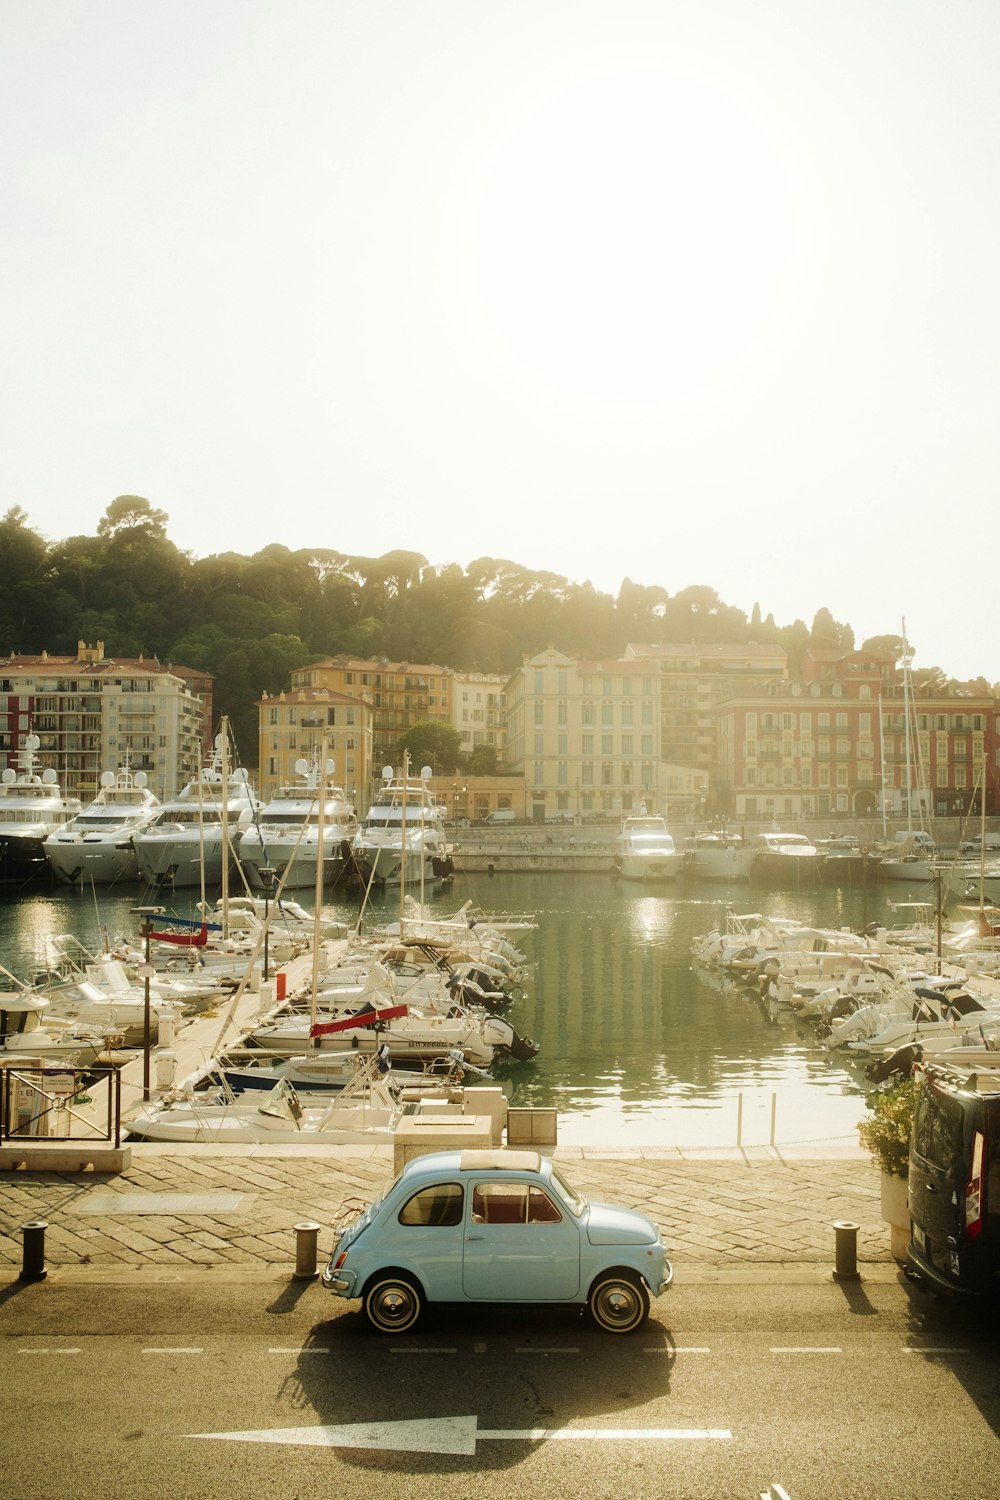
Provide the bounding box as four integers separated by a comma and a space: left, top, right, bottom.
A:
3, 2, 997, 679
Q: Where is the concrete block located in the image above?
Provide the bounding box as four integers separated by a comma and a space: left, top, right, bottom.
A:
506, 1107, 558, 1148
392, 1114, 493, 1174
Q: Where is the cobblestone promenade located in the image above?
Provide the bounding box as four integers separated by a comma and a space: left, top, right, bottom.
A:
0, 1144, 895, 1283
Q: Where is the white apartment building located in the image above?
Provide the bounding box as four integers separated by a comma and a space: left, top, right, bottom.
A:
0, 641, 207, 800
451, 670, 507, 764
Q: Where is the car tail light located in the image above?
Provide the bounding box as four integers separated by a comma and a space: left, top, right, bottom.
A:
334, 1249, 349, 1270
964, 1130, 985, 1239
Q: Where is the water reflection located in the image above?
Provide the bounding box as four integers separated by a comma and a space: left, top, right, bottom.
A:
0, 871, 926, 1148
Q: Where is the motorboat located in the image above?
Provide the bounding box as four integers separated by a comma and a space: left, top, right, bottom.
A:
0, 734, 83, 883
244, 960, 538, 1067
815, 834, 883, 886
125, 1055, 485, 1145
611, 813, 683, 882
43, 760, 161, 887
352, 763, 455, 887
682, 829, 752, 882
0, 988, 123, 1063
132, 732, 262, 889
748, 830, 821, 885
238, 756, 359, 890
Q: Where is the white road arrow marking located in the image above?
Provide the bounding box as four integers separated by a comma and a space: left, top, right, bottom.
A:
189, 1417, 733, 1456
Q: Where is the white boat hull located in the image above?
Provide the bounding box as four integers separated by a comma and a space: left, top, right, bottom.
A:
45, 837, 139, 886
617, 851, 684, 881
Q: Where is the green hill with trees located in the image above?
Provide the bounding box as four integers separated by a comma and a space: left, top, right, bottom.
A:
1, 500, 991, 760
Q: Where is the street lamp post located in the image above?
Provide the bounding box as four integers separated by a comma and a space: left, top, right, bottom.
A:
259, 866, 276, 982
131, 906, 163, 1101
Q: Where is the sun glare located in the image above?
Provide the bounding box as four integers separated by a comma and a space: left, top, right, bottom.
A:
465, 66, 802, 405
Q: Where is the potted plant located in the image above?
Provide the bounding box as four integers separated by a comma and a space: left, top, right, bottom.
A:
858, 1076, 917, 1259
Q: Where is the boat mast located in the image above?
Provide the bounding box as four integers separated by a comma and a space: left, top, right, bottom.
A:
219, 719, 230, 942
309, 736, 330, 1047
878, 691, 888, 841
399, 752, 409, 921
900, 620, 914, 842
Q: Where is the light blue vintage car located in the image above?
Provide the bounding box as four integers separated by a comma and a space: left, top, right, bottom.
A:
322, 1148, 673, 1334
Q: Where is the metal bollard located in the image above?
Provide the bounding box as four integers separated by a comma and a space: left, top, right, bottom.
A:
293, 1220, 322, 1281
20, 1220, 48, 1283
832, 1220, 861, 1282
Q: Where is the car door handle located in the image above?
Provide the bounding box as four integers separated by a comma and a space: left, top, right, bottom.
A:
465, 1233, 484, 1241
925, 1183, 937, 1193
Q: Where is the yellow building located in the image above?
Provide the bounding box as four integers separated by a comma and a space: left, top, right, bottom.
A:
288, 656, 453, 805
257, 686, 373, 808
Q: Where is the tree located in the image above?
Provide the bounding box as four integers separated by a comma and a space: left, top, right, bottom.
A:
97, 495, 169, 541
861, 634, 905, 662
0, 507, 47, 582
466, 745, 497, 775
809, 608, 854, 653
396, 721, 464, 774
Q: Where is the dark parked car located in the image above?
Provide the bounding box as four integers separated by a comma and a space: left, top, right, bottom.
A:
907, 1064, 1000, 1296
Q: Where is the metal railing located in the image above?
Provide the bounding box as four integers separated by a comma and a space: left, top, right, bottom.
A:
0, 1064, 122, 1147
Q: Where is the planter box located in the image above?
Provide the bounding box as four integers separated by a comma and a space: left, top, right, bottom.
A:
880, 1171, 909, 1261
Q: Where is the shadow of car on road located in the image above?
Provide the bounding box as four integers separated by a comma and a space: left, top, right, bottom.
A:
284, 1300, 678, 1475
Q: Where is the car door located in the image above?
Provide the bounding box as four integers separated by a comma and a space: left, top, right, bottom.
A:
462, 1177, 581, 1300
909, 1079, 968, 1281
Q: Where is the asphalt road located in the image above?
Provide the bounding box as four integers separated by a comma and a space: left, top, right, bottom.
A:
3, 1276, 998, 1500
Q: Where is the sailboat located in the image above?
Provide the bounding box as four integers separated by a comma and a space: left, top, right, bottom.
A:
880, 623, 938, 882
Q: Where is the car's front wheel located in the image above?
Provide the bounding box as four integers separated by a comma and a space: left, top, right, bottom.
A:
587, 1271, 650, 1333
363, 1271, 424, 1333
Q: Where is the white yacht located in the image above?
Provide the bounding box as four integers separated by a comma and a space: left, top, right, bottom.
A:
612, 813, 683, 881
43, 760, 161, 887
238, 756, 358, 890
683, 829, 752, 882
748, 830, 822, 884
132, 733, 262, 889
0, 734, 82, 882
352, 764, 454, 887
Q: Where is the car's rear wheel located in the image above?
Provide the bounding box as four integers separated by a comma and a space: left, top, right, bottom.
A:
363, 1271, 424, 1333
587, 1271, 650, 1333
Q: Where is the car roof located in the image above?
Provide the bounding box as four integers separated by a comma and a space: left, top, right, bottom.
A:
401, 1149, 544, 1177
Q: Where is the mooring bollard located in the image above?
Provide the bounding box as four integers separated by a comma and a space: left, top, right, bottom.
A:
832, 1219, 861, 1282
20, 1220, 48, 1283
293, 1220, 322, 1281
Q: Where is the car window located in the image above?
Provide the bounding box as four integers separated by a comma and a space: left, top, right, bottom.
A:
470, 1182, 563, 1225
549, 1164, 586, 1215
527, 1186, 562, 1223
398, 1182, 463, 1227
913, 1084, 965, 1174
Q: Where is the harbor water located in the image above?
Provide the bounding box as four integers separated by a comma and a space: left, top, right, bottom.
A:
0, 870, 938, 1151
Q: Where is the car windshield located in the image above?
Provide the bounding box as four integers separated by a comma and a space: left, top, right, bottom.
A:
549, 1163, 586, 1215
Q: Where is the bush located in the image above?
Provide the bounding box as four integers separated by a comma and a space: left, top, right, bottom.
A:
858, 1076, 917, 1180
